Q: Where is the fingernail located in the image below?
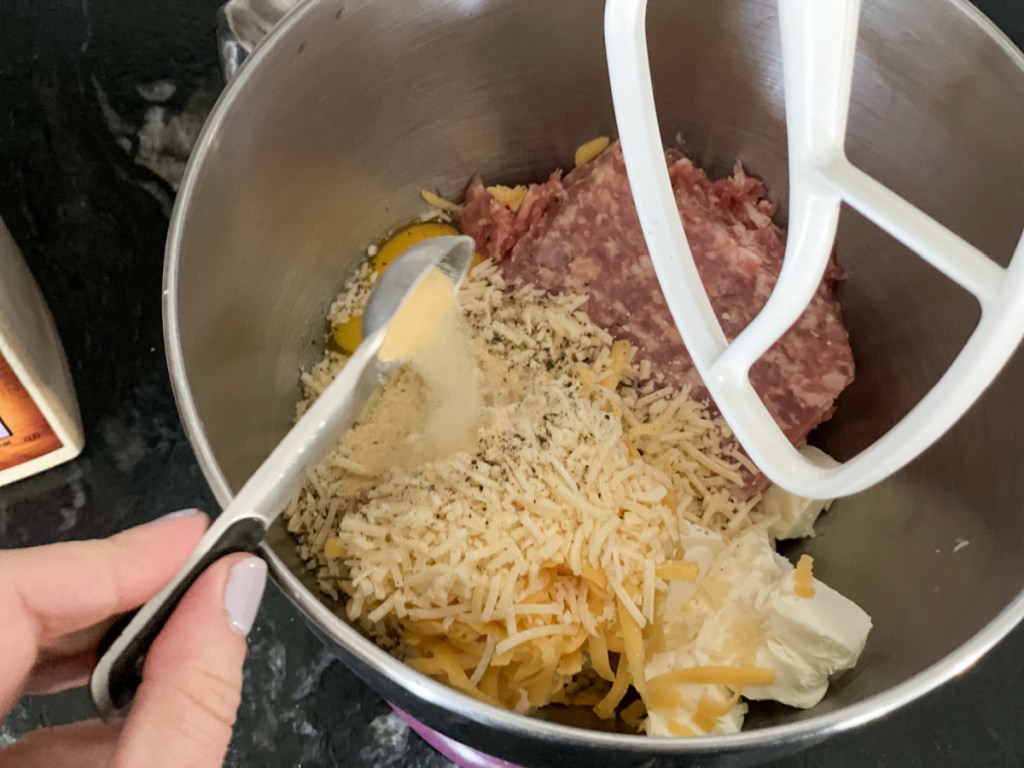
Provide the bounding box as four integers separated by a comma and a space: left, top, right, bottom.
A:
156, 508, 202, 522
224, 557, 268, 636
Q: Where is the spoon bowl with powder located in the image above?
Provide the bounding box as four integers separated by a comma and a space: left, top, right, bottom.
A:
89, 234, 477, 720
364, 235, 475, 350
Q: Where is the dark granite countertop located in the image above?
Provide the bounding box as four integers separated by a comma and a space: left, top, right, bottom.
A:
2, 1, 1023, 766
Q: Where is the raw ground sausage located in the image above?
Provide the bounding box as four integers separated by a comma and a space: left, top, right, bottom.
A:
459, 142, 854, 498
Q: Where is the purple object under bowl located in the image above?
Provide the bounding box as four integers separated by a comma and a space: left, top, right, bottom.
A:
390, 706, 525, 768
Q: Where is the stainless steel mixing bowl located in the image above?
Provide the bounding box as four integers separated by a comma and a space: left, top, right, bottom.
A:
164, 1, 1024, 765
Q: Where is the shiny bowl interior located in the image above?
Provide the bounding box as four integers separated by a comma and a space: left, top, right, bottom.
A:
165, 0, 1024, 765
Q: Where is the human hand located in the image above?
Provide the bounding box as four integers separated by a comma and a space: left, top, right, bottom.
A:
0, 511, 267, 768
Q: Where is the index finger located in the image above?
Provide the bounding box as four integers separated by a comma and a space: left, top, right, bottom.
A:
0, 512, 208, 711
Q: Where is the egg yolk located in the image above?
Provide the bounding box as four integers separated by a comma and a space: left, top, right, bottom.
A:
332, 313, 363, 354
372, 222, 460, 274
333, 222, 476, 354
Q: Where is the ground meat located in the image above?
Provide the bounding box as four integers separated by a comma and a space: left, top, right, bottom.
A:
460, 142, 854, 498
459, 172, 565, 262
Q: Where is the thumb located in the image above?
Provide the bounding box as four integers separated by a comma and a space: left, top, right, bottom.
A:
113, 554, 267, 768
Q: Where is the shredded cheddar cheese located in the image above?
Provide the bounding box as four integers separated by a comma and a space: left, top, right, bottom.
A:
655, 560, 700, 582
420, 188, 462, 212
794, 554, 816, 598
324, 537, 347, 559
600, 339, 632, 389
647, 682, 686, 711
594, 654, 632, 720
486, 184, 529, 212
696, 689, 742, 719
575, 136, 611, 167
619, 597, 647, 697
667, 720, 696, 737
648, 665, 777, 689
587, 634, 615, 682
621, 699, 648, 728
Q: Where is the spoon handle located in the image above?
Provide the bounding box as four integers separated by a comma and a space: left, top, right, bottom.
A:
91, 329, 389, 719
90, 515, 266, 718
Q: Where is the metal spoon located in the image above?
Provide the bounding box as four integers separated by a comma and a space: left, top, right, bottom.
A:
91, 235, 475, 719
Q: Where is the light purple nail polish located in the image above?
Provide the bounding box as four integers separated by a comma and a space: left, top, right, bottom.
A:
156, 508, 201, 522
224, 557, 268, 636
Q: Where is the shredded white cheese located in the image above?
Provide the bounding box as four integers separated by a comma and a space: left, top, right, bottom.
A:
287, 259, 776, 716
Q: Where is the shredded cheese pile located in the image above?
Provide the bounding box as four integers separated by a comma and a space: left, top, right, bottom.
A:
286, 256, 785, 725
